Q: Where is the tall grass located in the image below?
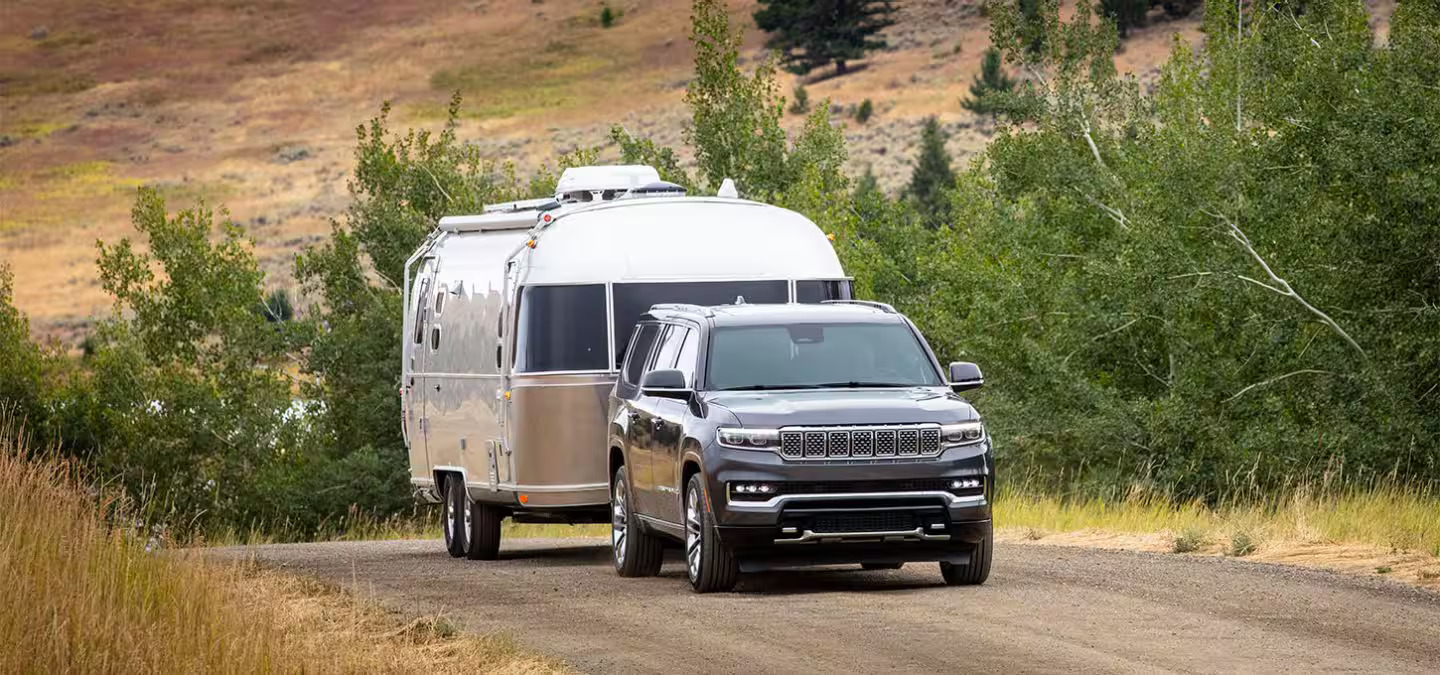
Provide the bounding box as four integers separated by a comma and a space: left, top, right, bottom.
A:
996, 485, 1440, 556
0, 420, 564, 673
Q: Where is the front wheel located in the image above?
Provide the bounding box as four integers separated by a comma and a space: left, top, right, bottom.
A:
611, 465, 663, 577
443, 475, 468, 558
685, 474, 739, 593
940, 523, 992, 586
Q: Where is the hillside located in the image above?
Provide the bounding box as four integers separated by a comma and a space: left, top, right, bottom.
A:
2, 0, 1207, 342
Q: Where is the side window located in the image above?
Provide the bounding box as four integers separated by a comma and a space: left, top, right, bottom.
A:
412, 276, 432, 344
430, 325, 442, 351
434, 285, 446, 316
623, 323, 661, 387
651, 326, 687, 373
674, 328, 699, 387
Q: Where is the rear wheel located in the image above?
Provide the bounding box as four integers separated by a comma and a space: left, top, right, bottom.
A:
685, 474, 739, 593
466, 500, 503, 560
443, 475, 468, 558
940, 523, 992, 586
862, 562, 904, 571
611, 465, 663, 577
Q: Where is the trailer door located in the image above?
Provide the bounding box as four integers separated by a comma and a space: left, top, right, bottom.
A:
405, 257, 437, 470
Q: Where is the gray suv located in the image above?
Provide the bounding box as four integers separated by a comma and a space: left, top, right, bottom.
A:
606, 301, 993, 592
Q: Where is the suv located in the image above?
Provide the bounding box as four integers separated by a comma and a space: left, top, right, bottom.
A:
606, 301, 993, 592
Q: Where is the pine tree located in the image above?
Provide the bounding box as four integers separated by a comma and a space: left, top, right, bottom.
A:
753, 0, 897, 77
1019, 0, 1045, 54
906, 117, 956, 228
961, 48, 1016, 117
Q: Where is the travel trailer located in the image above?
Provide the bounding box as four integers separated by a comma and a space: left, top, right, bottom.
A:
401, 165, 852, 559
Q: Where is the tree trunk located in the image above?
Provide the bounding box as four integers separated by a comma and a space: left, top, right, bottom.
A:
835, 59, 848, 76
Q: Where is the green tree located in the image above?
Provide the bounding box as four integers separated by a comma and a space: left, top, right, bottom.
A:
753, 0, 897, 76
1101, 0, 1150, 37
906, 117, 956, 228
961, 47, 1017, 117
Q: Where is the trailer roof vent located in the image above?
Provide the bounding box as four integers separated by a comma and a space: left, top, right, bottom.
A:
717, 178, 739, 199
625, 180, 687, 198
555, 165, 661, 204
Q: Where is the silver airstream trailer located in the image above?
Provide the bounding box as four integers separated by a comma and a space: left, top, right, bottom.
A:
402, 165, 852, 559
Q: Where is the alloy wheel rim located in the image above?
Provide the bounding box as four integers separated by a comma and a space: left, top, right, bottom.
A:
445, 490, 457, 546
612, 478, 627, 566
461, 494, 473, 552
685, 486, 702, 582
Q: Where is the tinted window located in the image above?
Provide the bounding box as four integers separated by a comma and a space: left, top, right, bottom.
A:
675, 328, 699, 386
651, 326, 687, 372
623, 323, 661, 386
515, 284, 608, 372
707, 323, 942, 390
795, 280, 854, 303
611, 281, 787, 366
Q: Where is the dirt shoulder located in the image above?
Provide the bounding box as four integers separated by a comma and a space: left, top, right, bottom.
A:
217, 537, 1440, 674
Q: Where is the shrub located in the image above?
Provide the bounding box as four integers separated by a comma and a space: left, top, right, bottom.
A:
854, 98, 874, 124
600, 5, 617, 28
1230, 531, 1257, 557
789, 82, 810, 114
1172, 528, 1207, 553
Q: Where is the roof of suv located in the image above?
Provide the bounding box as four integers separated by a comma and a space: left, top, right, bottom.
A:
646, 302, 903, 327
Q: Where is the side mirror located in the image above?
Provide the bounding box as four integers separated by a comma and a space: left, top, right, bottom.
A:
641, 369, 691, 399
948, 362, 984, 392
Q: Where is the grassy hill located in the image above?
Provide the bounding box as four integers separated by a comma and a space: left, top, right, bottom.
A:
3, 0, 1210, 342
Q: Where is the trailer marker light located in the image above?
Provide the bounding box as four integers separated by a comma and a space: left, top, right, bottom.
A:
827, 232, 836, 241
519, 494, 529, 504
526, 239, 537, 248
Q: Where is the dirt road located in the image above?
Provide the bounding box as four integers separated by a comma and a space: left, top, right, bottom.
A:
219, 538, 1440, 674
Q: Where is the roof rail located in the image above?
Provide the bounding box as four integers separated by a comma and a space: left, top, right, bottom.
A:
648, 303, 715, 317
821, 299, 896, 313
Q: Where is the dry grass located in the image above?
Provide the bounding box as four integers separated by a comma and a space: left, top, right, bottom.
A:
995, 487, 1440, 589
0, 421, 567, 674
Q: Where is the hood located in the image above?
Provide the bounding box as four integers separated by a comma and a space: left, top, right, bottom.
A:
705, 388, 979, 427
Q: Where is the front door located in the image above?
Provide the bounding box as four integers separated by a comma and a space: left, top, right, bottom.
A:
651, 327, 698, 524
631, 324, 686, 518
405, 258, 436, 474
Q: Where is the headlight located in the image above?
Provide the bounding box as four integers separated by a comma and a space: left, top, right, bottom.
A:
940, 421, 985, 446
716, 427, 780, 450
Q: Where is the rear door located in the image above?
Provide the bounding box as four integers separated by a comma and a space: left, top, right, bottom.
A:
405, 258, 437, 473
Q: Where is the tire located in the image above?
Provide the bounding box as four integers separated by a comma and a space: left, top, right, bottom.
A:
466, 500, 503, 561
684, 473, 739, 593
443, 475, 468, 558
940, 522, 992, 586
862, 562, 904, 571
611, 465, 663, 577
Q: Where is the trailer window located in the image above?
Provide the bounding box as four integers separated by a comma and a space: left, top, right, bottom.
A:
514, 284, 608, 372
611, 280, 787, 367
795, 279, 854, 303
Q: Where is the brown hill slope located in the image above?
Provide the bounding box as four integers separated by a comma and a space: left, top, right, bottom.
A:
1, 0, 1205, 342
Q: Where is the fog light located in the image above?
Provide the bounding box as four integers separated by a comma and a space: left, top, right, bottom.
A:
949, 479, 982, 490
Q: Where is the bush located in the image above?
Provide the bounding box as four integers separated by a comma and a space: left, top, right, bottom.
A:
1172, 528, 1207, 553
1230, 531, 1257, 557
854, 98, 874, 124
789, 82, 810, 114
600, 5, 617, 28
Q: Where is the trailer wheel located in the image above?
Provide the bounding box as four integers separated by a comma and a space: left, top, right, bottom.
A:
611, 465, 662, 577
443, 475, 468, 558
466, 500, 503, 560
940, 522, 992, 586
685, 473, 738, 593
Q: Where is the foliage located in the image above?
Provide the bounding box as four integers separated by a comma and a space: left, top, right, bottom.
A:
905, 117, 956, 228
854, 98, 874, 124
753, 0, 897, 76
680, 0, 848, 200
600, 4, 617, 28
257, 288, 294, 323
962, 47, 1017, 117
909, 0, 1440, 500
789, 82, 810, 114
1101, 0, 1150, 37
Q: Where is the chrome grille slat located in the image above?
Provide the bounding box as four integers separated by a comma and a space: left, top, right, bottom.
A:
774, 425, 943, 461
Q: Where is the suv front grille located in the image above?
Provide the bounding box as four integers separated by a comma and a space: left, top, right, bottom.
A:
811, 512, 916, 533
778, 425, 942, 461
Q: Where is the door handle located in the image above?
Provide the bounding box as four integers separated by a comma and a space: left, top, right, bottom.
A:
433, 384, 441, 392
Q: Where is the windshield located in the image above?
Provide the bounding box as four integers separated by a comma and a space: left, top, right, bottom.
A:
706, 322, 943, 390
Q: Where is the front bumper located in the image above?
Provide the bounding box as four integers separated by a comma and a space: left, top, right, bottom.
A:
703, 440, 994, 564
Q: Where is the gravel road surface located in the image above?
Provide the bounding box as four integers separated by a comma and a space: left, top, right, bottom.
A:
217, 538, 1440, 674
